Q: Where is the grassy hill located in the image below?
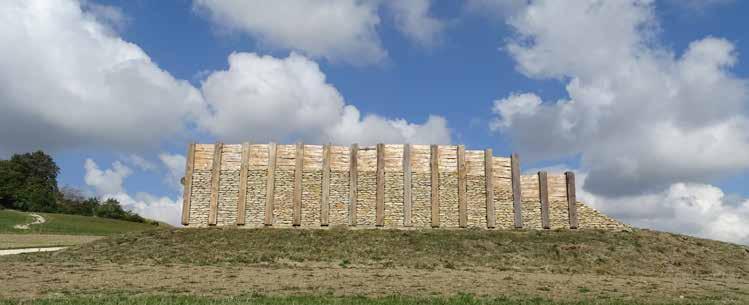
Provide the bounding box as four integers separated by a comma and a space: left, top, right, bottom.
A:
0, 209, 161, 236
0, 209, 163, 249
2, 227, 748, 304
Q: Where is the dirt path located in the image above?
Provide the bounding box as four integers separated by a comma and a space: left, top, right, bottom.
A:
13, 213, 45, 230
1, 262, 747, 302
0, 247, 66, 256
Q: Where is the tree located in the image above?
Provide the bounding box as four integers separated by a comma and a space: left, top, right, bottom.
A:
0, 151, 59, 211
95, 198, 145, 223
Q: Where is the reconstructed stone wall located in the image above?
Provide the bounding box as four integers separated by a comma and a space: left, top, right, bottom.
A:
182, 143, 629, 230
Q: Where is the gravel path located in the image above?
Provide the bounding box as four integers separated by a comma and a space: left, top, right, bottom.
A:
13, 213, 46, 230
0, 247, 66, 256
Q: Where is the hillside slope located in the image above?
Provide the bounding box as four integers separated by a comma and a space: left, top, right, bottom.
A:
13, 227, 748, 277
2, 228, 748, 303
0, 209, 161, 236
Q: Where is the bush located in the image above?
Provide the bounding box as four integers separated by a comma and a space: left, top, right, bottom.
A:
95, 198, 145, 223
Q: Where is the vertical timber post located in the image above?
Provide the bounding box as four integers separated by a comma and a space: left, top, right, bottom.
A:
402, 144, 413, 227
181, 142, 196, 226
430, 145, 440, 228
320, 144, 331, 226
484, 148, 495, 229
566, 171, 579, 229
292, 142, 304, 226
376, 143, 385, 227
349, 143, 358, 226
264, 142, 277, 226
511, 153, 523, 229
538, 171, 550, 230
236, 142, 250, 225
457, 145, 467, 228
208, 142, 223, 226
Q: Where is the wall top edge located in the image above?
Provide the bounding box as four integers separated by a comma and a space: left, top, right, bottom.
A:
192, 143, 515, 158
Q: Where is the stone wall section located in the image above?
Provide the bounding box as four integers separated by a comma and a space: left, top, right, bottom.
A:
356, 146, 377, 226
410, 145, 431, 227
188, 170, 211, 227
301, 145, 323, 227
328, 146, 350, 226
576, 203, 630, 230
244, 170, 266, 227
520, 175, 542, 229
492, 157, 514, 229
547, 174, 569, 229
438, 145, 459, 227
465, 150, 486, 228
183, 143, 629, 231
383, 145, 404, 227
216, 170, 240, 226
329, 171, 350, 226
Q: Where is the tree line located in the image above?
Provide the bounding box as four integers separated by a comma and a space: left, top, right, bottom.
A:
0, 151, 151, 223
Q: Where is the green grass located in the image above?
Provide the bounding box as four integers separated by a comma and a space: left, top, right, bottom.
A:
7, 227, 748, 278
0, 210, 32, 231
0, 294, 737, 305
0, 209, 162, 236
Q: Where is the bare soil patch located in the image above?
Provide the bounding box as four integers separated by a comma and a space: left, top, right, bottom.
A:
1, 262, 747, 303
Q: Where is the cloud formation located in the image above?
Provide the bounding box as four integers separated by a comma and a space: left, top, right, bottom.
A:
0, 0, 205, 155
0, 0, 450, 156
578, 176, 749, 245
193, 0, 443, 65
84, 158, 183, 226
199, 52, 451, 145
490, 0, 749, 197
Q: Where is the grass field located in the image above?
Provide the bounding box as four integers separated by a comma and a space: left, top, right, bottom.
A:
0, 209, 161, 236
0, 209, 162, 250
0, 234, 102, 249
1, 227, 747, 304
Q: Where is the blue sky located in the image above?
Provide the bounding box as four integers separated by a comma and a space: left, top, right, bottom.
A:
2, 0, 749, 244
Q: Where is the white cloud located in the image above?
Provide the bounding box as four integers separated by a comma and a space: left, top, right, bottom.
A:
489, 0, 749, 197
84, 159, 131, 195
577, 174, 749, 245
80, 0, 130, 33
84, 159, 182, 226
106, 192, 183, 227
193, 0, 443, 65
383, 0, 444, 47
0, 0, 205, 155
159, 153, 186, 191
200, 52, 451, 145
122, 154, 157, 172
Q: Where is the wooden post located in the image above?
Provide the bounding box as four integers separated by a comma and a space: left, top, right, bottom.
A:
538, 171, 550, 230
264, 142, 277, 226
511, 153, 523, 229
320, 144, 331, 226
180, 142, 196, 226
236, 142, 250, 226
457, 145, 467, 228
566, 171, 579, 229
376, 144, 385, 227
402, 144, 413, 227
484, 148, 495, 229
349, 143, 358, 226
292, 142, 304, 226
208, 142, 223, 226
430, 145, 440, 228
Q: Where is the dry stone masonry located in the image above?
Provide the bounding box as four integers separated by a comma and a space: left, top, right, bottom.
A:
181, 142, 629, 230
